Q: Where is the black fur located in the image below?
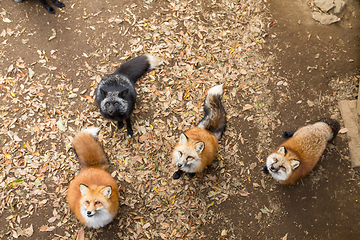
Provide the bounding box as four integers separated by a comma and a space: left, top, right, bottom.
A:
188, 172, 196, 178
95, 54, 158, 137
173, 170, 183, 179
262, 165, 269, 174
319, 118, 340, 140
14, 0, 65, 14
173, 170, 196, 179
282, 130, 296, 138
114, 55, 152, 84
202, 94, 226, 139
39, 0, 64, 13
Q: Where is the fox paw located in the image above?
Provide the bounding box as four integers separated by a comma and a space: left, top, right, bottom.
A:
173, 170, 183, 179
54, 1, 65, 8
126, 128, 133, 138
117, 121, 124, 129
46, 6, 56, 13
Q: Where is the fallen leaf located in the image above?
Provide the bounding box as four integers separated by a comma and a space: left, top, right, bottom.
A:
57, 117, 66, 132
242, 104, 253, 111
282, 233, 288, 240
76, 228, 85, 240
22, 224, 33, 237
239, 190, 250, 197
33, 178, 42, 187
338, 128, 347, 134
3, 18, 12, 23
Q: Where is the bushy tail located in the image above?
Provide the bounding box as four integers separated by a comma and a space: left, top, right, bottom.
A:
114, 54, 160, 84
72, 127, 108, 169
319, 118, 340, 140
197, 85, 226, 140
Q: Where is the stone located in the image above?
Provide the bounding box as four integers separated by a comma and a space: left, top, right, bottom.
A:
314, 0, 335, 12
333, 0, 346, 14
312, 12, 340, 25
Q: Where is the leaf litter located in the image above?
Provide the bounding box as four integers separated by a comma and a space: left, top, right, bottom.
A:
0, 0, 320, 239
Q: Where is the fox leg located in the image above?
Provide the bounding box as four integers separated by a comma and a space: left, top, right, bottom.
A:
117, 121, 124, 129
173, 170, 183, 179
125, 118, 133, 137
38, 0, 55, 13
50, 0, 65, 8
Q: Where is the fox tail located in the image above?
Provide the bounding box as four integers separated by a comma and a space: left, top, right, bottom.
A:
319, 118, 340, 141
72, 127, 108, 169
197, 85, 226, 140
114, 54, 160, 84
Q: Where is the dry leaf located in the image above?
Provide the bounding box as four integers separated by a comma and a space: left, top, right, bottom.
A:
76, 228, 85, 240
242, 104, 253, 111
338, 128, 347, 134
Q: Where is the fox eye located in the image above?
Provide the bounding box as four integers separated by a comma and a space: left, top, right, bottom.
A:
105, 102, 110, 106
114, 102, 118, 106
273, 158, 278, 163
279, 165, 286, 171
178, 152, 182, 157
86, 200, 90, 204
186, 156, 193, 161
95, 201, 101, 205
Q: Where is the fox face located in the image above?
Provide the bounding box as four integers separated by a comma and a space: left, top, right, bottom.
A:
265, 146, 300, 182
99, 89, 129, 116
173, 133, 204, 173
79, 184, 114, 228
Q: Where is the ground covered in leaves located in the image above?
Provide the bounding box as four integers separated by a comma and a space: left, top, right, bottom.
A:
0, 0, 360, 239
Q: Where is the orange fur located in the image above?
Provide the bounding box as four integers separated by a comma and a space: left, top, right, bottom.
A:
67, 130, 119, 228
172, 127, 218, 173
279, 133, 328, 184
172, 85, 226, 179
265, 121, 338, 185
67, 168, 119, 226
72, 131, 108, 169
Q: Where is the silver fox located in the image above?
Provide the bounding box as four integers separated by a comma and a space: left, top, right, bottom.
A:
95, 54, 159, 137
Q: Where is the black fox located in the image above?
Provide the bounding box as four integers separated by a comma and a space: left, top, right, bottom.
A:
95, 54, 159, 137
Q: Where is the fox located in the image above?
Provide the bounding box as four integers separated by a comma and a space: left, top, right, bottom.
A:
262, 118, 340, 185
95, 54, 160, 137
67, 128, 119, 228
172, 84, 226, 179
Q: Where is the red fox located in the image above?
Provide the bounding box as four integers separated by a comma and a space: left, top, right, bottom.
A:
67, 128, 119, 228
262, 118, 340, 185
172, 85, 226, 179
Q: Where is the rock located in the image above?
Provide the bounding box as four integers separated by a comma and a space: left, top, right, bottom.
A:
312, 12, 340, 25
333, 0, 346, 14
314, 0, 335, 12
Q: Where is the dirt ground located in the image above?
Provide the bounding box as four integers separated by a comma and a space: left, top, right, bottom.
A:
0, 0, 359, 239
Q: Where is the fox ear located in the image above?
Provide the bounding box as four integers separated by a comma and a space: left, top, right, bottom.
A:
119, 88, 129, 98
195, 142, 205, 153
290, 159, 300, 170
179, 133, 188, 145
100, 88, 107, 98
277, 146, 287, 155
79, 184, 89, 196
101, 186, 112, 198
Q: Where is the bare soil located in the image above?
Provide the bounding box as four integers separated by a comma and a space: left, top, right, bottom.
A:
0, 0, 359, 239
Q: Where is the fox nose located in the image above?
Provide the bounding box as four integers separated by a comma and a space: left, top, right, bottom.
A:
87, 211, 92, 215
108, 110, 114, 115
